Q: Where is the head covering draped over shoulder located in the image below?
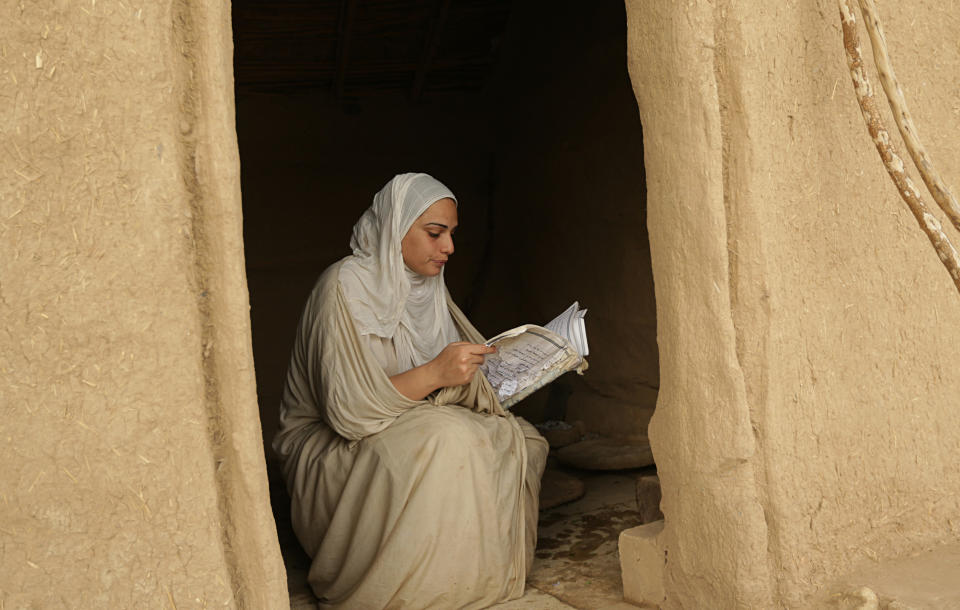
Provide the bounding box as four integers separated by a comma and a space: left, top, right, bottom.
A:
338, 173, 461, 370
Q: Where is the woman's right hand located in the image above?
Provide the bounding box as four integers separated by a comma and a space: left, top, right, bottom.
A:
428, 342, 497, 388
389, 341, 496, 400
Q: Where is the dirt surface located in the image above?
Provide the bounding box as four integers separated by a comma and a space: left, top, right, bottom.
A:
816, 543, 960, 608
528, 470, 646, 609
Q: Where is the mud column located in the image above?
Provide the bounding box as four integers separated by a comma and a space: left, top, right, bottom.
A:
625, 0, 960, 607
1, 2, 286, 606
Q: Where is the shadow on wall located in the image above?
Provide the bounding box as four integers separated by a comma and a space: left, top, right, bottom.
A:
236, 0, 654, 457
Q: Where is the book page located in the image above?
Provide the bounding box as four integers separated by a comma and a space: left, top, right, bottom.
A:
544, 302, 589, 356
482, 329, 569, 402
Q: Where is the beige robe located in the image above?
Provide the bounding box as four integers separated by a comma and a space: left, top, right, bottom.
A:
274, 262, 549, 609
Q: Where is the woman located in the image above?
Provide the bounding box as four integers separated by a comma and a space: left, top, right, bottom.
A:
274, 173, 549, 609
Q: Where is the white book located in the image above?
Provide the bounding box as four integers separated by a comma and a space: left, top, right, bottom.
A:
543, 301, 589, 357
480, 302, 589, 408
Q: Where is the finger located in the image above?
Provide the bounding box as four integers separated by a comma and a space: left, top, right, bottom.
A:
457, 354, 484, 366
466, 344, 497, 355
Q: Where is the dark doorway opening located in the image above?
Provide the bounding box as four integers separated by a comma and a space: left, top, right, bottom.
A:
233, 1, 656, 605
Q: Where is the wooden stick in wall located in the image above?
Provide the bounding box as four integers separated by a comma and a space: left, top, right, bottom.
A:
838, 0, 960, 293
857, 0, 960, 232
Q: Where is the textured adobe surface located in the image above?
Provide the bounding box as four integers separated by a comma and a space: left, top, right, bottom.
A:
626, 0, 960, 606
619, 521, 665, 606
1, 2, 285, 606
6, 0, 960, 607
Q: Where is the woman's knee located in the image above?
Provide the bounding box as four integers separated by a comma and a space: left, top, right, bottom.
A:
413, 409, 476, 449
365, 408, 477, 463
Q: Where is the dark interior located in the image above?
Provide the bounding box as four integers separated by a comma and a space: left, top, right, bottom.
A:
233, 0, 656, 468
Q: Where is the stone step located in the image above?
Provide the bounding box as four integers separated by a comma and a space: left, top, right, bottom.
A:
555, 437, 654, 471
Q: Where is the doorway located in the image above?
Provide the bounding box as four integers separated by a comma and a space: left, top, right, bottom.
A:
233, 1, 656, 605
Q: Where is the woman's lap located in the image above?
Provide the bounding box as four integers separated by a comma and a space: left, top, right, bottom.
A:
287, 406, 542, 609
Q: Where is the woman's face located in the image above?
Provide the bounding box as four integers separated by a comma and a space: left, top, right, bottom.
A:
401, 197, 457, 276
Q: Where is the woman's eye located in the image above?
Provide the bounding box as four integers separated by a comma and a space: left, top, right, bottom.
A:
428, 232, 440, 238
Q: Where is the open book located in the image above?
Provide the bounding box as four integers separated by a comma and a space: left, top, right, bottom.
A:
480, 302, 589, 409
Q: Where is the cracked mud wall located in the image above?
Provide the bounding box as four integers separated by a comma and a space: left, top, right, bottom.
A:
627, 0, 960, 607
1, 1, 286, 607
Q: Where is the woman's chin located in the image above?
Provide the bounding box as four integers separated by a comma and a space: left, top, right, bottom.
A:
408, 265, 443, 277
403, 259, 445, 276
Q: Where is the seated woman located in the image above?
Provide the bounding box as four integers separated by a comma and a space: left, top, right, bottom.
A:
273, 173, 549, 609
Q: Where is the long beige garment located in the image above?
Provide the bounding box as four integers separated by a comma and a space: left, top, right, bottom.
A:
274, 261, 549, 609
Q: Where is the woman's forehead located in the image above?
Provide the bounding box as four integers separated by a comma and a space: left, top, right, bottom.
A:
417, 198, 458, 225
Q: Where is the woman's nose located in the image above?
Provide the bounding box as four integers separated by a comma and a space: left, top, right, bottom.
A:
441, 235, 454, 255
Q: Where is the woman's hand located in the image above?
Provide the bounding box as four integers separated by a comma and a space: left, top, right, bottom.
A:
389, 341, 496, 400
427, 342, 497, 388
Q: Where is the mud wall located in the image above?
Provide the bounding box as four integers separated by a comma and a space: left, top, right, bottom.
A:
627, 0, 960, 606
1, 2, 285, 606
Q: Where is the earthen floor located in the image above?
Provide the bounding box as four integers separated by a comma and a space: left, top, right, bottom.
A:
814, 542, 960, 608
275, 465, 649, 609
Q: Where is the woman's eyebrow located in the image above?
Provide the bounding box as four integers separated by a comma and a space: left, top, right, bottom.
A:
424, 222, 449, 229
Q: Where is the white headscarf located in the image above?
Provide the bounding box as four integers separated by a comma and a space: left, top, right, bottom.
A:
338, 173, 461, 370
